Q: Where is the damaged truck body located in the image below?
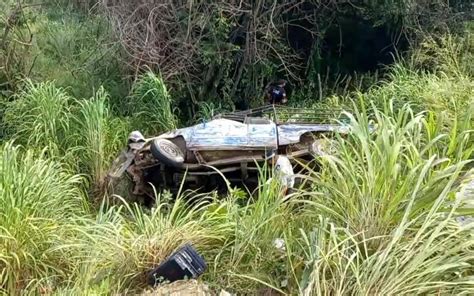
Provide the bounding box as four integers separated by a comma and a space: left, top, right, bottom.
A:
106, 105, 351, 203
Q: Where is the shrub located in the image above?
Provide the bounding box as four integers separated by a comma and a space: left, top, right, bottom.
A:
24, 7, 128, 101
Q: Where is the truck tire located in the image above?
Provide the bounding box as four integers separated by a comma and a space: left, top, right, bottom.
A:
150, 138, 185, 168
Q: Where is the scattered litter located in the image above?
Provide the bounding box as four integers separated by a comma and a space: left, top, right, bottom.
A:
147, 244, 207, 287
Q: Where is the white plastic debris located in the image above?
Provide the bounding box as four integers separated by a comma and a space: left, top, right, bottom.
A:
274, 155, 295, 189
455, 172, 474, 227
219, 290, 233, 296
273, 238, 286, 251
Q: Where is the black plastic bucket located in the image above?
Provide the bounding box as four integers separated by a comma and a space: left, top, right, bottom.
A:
147, 243, 207, 286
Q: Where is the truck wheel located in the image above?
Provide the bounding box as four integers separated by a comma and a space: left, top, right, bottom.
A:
150, 138, 185, 168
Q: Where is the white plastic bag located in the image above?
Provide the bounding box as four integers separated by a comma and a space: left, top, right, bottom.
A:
274, 155, 295, 189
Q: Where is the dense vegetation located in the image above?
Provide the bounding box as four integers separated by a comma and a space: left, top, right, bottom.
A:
0, 0, 473, 295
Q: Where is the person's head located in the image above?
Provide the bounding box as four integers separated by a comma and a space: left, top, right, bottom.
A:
277, 79, 286, 87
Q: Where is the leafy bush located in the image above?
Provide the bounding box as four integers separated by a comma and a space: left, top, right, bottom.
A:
39, 13, 127, 98
0, 1, 126, 101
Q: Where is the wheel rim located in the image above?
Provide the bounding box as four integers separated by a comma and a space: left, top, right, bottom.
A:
159, 141, 183, 158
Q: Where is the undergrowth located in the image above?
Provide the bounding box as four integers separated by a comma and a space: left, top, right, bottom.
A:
1, 89, 473, 295
0, 16, 473, 296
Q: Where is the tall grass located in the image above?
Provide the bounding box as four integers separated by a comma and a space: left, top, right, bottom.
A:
365, 64, 474, 119
39, 192, 235, 294
193, 102, 227, 123
0, 142, 86, 294
407, 31, 473, 78
129, 72, 178, 135
70, 87, 130, 186
292, 211, 474, 295
285, 102, 474, 295
207, 177, 297, 294
2, 80, 72, 154
2, 80, 131, 190
298, 101, 473, 239
0, 143, 233, 294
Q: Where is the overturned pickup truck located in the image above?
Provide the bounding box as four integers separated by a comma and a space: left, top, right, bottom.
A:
106, 105, 351, 203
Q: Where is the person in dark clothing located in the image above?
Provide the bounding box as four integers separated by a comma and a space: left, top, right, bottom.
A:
265, 79, 288, 105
